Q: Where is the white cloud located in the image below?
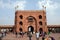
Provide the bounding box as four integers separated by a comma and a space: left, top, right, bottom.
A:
0, 0, 26, 10
38, 0, 60, 25
38, 0, 58, 15
0, 0, 26, 25
14, 1, 26, 10
0, 0, 4, 8
0, 0, 11, 8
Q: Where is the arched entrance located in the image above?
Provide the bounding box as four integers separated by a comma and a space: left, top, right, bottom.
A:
39, 28, 43, 34
28, 26, 34, 33
27, 16, 37, 32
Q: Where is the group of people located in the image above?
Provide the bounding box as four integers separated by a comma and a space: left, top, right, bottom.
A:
15, 31, 24, 38
15, 31, 55, 40
36, 31, 46, 40
36, 31, 55, 40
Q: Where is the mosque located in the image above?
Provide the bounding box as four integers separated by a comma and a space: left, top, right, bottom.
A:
14, 10, 48, 33
0, 5, 60, 34
0, 8, 60, 34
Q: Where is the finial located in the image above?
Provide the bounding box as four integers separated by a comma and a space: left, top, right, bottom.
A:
42, 5, 46, 11
15, 5, 19, 10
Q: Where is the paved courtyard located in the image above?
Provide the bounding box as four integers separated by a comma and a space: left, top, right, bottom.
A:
2, 33, 60, 40
49, 33, 60, 40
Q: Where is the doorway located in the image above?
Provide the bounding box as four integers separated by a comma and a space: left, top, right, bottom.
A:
28, 26, 34, 33
39, 28, 43, 34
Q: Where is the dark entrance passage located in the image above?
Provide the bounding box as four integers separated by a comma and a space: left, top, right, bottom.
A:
39, 28, 43, 34
28, 26, 34, 33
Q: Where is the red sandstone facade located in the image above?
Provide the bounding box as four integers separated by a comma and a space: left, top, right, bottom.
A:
15, 10, 48, 33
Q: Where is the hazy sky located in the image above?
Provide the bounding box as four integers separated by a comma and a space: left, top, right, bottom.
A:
0, 0, 60, 25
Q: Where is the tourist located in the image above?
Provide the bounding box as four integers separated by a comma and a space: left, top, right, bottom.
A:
49, 36, 55, 40
44, 38, 48, 40
42, 32, 46, 37
48, 37, 51, 40
1, 32, 4, 37
51, 37, 55, 40
42, 36, 45, 40
36, 32, 40, 40
19, 31, 24, 38
0, 33, 2, 40
27, 32, 32, 40
43, 35, 49, 40
15, 32, 17, 38
0, 36, 2, 40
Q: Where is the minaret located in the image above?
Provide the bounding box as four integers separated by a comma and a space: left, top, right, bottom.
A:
42, 1, 48, 33
15, 5, 19, 11
42, 5, 46, 11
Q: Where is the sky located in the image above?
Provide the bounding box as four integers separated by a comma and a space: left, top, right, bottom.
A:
0, 0, 60, 25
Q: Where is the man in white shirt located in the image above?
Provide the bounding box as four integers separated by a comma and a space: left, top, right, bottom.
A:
36, 32, 40, 40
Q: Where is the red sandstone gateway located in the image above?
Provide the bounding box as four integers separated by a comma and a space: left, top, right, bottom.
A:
14, 10, 48, 33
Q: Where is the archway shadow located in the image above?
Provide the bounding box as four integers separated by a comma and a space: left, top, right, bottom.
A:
28, 26, 34, 34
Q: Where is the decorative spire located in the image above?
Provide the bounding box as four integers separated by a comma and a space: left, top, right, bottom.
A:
42, 5, 46, 11
15, 5, 19, 10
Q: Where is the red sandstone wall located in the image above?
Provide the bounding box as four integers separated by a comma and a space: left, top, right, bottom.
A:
15, 10, 48, 33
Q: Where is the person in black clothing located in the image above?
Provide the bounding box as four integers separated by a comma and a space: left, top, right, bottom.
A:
0, 37, 2, 40
0, 33, 2, 40
15, 32, 18, 38
42, 36, 45, 40
50, 36, 55, 40
49, 36, 55, 40
27, 31, 32, 40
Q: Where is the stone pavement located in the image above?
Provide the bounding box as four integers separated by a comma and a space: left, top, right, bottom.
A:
2, 33, 42, 40
49, 33, 60, 40
2, 33, 60, 40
